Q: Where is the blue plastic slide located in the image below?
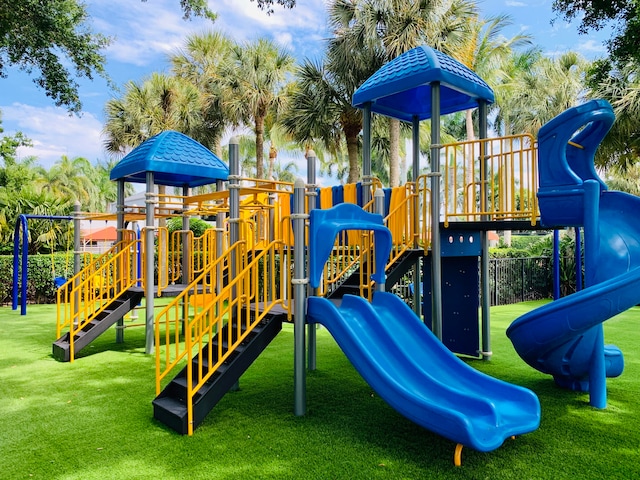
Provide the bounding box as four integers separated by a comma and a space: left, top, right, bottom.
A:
307, 291, 540, 452
507, 100, 640, 403
507, 191, 640, 391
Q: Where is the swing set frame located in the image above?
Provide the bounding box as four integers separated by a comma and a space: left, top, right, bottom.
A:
12, 213, 75, 315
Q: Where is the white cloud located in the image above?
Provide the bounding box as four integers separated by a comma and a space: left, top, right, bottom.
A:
578, 39, 607, 53
88, 0, 329, 68
1, 104, 106, 168
505, 1, 527, 6
90, 0, 214, 67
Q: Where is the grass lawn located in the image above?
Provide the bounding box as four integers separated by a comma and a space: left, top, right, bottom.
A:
1, 300, 639, 479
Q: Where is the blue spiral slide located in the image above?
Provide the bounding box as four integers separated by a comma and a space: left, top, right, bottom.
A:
307, 204, 540, 452
507, 100, 640, 407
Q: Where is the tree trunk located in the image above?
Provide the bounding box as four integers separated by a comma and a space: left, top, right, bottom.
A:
255, 116, 265, 179
268, 145, 277, 180
389, 117, 400, 187
346, 133, 361, 184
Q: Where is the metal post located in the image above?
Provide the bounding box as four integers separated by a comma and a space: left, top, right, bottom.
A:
374, 189, 386, 294
182, 186, 191, 284
228, 137, 240, 392
429, 82, 443, 340
115, 181, 125, 343
216, 180, 225, 299
306, 150, 317, 371
292, 178, 307, 416
412, 115, 421, 317
362, 103, 372, 205
182, 185, 190, 337
144, 172, 155, 355
13, 214, 28, 314
478, 100, 491, 360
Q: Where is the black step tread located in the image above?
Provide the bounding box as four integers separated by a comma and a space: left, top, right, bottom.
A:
153, 313, 282, 434
52, 289, 144, 362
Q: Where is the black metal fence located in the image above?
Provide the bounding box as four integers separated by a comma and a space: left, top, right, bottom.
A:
489, 256, 552, 306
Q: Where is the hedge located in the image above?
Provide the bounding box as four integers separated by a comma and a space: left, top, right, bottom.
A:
2, 253, 78, 305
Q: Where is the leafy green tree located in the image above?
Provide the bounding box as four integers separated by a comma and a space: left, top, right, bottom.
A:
588, 60, 640, 169
170, 31, 234, 158
0, 0, 218, 112
251, 0, 296, 13
221, 38, 295, 179
0, 0, 109, 112
103, 73, 206, 154
552, 0, 639, 65
36, 155, 98, 211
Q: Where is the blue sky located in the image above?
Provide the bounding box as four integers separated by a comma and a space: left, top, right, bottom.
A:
1, 0, 612, 174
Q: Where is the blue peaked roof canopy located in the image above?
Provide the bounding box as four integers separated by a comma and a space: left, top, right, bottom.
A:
110, 131, 229, 187
352, 45, 495, 122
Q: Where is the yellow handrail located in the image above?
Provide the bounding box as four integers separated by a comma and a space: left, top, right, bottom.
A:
155, 228, 292, 435
56, 237, 143, 361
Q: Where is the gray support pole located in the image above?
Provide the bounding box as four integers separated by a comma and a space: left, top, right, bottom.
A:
228, 138, 240, 392
73, 201, 82, 332
306, 150, 317, 371
229, 138, 240, 249
115, 181, 125, 343
374, 189, 386, 294
292, 178, 307, 416
412, 115, 422, 317
144, 172, 155, 354
362, 103, 372, 205
216, 180, 225, 298
478, 100, 491, 360
182, 186, 190, 284
429, 82, 443, 340
181, 185, 190, 337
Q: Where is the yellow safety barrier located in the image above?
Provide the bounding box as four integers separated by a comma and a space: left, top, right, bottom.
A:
440, 134, 538, 225
155, 237, 292, 435
56, 236, 143, 361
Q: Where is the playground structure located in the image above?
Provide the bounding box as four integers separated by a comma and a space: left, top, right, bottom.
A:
39, 46, 640, 464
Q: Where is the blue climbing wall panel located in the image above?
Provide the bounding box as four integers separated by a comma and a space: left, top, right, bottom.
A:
423, 230, 481, 357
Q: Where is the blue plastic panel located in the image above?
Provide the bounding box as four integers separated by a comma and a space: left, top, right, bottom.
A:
308, 204, 391, 288
110, 130, 229, 187
423, 256, 480, 357
440, 230, 481, 257
353, 46, 494, 121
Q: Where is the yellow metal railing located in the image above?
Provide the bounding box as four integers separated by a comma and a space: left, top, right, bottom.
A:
56, 236, 142, 362
441, 134, 538, 225
155, 236, 290, 435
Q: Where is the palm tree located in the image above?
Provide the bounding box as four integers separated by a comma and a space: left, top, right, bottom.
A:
451, 13, 532, 141
36, 156, 98, 211
588, 60, 640, 170
491, 48, 542, 136
90, 158, 135, 211
281, 58, 364, 183
505, 52, 588, 136
221, 38, 295, 179
170, 31, 234, 157
103, 73, 205, 155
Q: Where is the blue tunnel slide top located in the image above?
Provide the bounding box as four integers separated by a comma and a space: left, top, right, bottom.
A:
306, 205, 540, 452
507, 99, 640, 403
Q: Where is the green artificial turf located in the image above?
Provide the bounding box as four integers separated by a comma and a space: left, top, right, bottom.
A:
1, 301, 639, 479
